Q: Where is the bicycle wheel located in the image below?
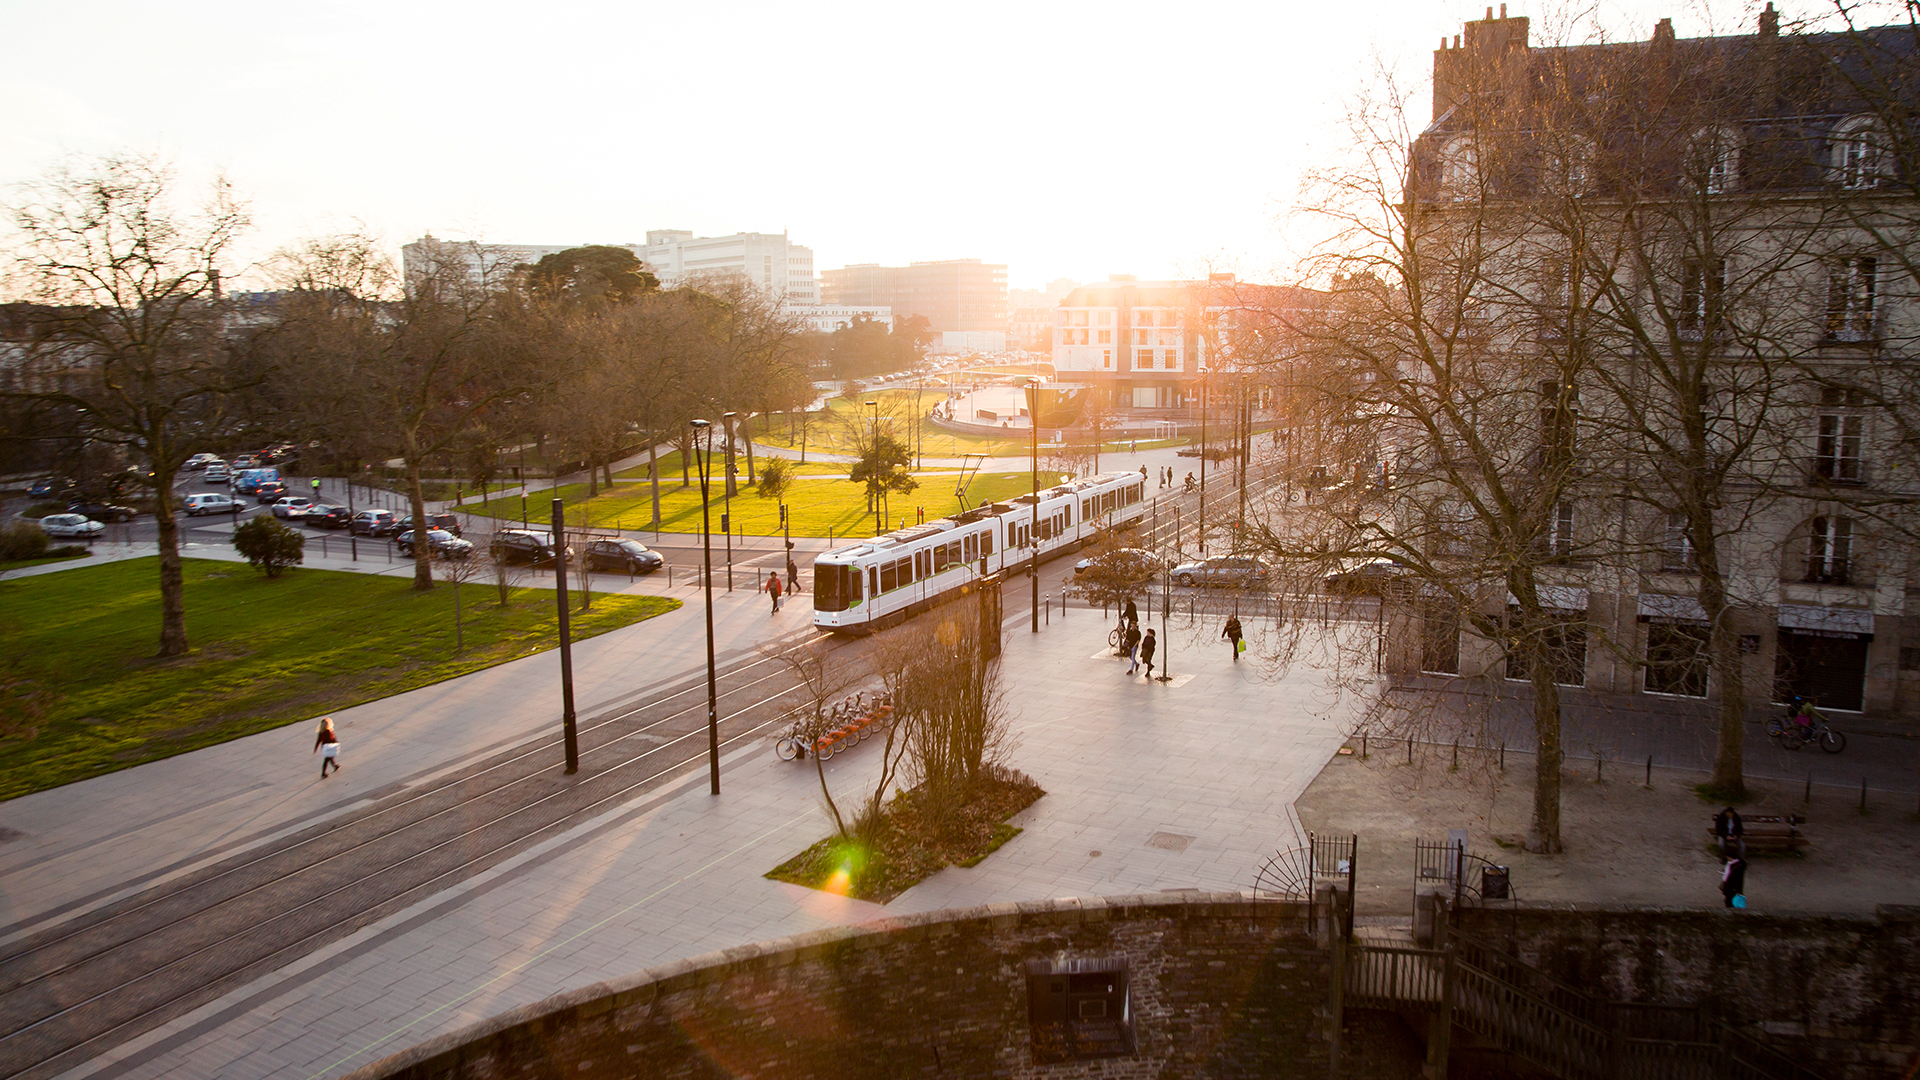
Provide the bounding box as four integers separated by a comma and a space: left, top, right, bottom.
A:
1109, 628, 1123, 649
1780, 727, 1807, 751
1819, 728, 1847, 754
1764, 716, 1787, 738
776, 737, 800, 761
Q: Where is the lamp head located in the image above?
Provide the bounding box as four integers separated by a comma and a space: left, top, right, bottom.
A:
864, 400, 877, 406
690, 418, 711, 429
722, 411, 737, 420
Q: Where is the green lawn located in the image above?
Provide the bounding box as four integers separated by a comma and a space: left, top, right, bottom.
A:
462, 468, 1081, 538
0, 558, 679, 801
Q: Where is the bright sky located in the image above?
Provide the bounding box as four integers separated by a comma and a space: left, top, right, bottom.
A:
1, 0, 1797, 292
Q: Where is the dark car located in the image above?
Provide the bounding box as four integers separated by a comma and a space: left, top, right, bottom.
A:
583, 538, 663, 574
395, 512, 462, 538
1323, 558, 1412, 596
304, 505, 351, 529
350, 509, 399, 536
66, 499, 136, 523
395, 528, 474, 559
254, 481, 289, 505
489, 528, 560, 565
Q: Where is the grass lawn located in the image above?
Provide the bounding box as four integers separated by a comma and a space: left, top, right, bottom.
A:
461, 468, 1079, 538
0, 550, 92, 572
0, 557, 678, 801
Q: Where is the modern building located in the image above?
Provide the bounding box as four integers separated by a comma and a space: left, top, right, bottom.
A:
640, 230, 817, 303
1384, 7, 1919, 719
400, 236, 578, 293
791, 306, 893, 334
820, 259, 1008, 333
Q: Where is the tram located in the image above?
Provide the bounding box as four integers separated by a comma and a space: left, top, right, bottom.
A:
812, 471, 1148, 634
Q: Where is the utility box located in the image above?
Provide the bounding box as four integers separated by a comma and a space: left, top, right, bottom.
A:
1481, 865, 1511, 900
1026, 957, 1133, 1063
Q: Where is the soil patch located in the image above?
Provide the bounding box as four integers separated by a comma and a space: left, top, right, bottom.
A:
767, 769, 1045, 903
1294, 742, 1919, 917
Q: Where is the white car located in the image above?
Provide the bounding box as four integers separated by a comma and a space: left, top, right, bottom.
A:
185, 453, 221, 470
203, 464, 230, 482
182, 492, 239, 516
270, 496, 313, 519
41, 513, 105, 538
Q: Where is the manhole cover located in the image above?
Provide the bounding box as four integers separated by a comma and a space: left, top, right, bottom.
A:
1145, 831, 1194, 852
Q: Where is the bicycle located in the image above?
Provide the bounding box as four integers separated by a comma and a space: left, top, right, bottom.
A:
1780, 711, 1846, 753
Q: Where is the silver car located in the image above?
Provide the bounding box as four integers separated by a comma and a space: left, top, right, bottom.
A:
40, 513, 105, 538
1170, 555, 1273, 589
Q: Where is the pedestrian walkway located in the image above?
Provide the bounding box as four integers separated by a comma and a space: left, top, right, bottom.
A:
7, 589, 1354, 1080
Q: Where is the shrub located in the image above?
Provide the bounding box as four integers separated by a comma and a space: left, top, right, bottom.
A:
0, 524, 50, 562
232, 517, 306, 578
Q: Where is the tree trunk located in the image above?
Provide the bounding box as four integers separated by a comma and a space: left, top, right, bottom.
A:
152, 461, 189, 657
1696, 526, 1749, 798
1525, 644, 1564, 854
406, 451, 433, 591
723, 414, 740, 498
647, 438, 662, 528
743, 413, 758, 488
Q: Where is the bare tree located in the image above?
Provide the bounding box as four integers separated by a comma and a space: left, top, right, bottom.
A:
2, 153, 252, 656
768, 639, 867, 839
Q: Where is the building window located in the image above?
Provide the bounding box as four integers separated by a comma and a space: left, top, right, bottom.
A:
1136, 348, 1155, 369
1440, 137, 1479, 197
1102, 349, 1111, 369
1814, 388, 1864, 482
1662, 512, 1695, 571
1544, 502, 1575, 559
1160, 349, 1175, 369
1098, 330, 1111, 344
1645, 623, 1710, 696
1134, 329, 1149, 345
1832, 120, 1884, 189
1098, 310, 1112, 326
1694, 126, 1740, 193
1825, 257, 1877, 341
1680, 258, 1724, 339
1805, 515, 1853, 584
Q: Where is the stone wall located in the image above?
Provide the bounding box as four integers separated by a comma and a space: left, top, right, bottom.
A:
342, 893, 1420, 1080
1456, 903, 1920, 1078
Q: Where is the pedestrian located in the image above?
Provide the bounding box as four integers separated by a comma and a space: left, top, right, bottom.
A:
1140, 628, 1157, 680
1223, 614, 1243, 662
1122, 597, 1139, 630
1139, 464, 1147, 481
767, 570, 783, 614
1124, 621, 1142, 673
1130, 439, 1137, 453
1712, 806, 1744, 857
1719, 854, 1747, 909
314, 716, 340, 778
786, 556, 799, 593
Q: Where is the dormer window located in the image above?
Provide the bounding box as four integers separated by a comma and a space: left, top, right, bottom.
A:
1693, 126, 1740, 193
1440, 137, 1479, 197
1832, 118, 1886, 190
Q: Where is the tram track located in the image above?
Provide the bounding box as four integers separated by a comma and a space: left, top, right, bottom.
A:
0, 632, 869, 1080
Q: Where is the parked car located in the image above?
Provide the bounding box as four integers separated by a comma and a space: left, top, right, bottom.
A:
182, 492, 240, 516
303, 505, 351, 528
350, 510, 399, 536
1175, 445, 1236, 461
202, 464, 230, 483
583, 538, 663, 574
40, 513, 105, 538
28, 478, 74, 499
1322, 557, 1412, 596
1170, 555, 1272, 589
270, 496, 313, 519
254, 481, 289, 505
184, 453, 221, 471
395, 512, 462, 538
65, 499, 135, 523
395, 528, 474, 559
1073, 547, 1164, 579
489, 528, 561, 565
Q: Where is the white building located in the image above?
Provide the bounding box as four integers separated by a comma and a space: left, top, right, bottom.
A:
791, 306, 893, 334
640, 230, 817, 304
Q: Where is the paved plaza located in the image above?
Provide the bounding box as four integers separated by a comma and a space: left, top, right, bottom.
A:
1, 567, 1355, 1080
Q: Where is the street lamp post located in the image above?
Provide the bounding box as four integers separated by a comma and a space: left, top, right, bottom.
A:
1025, 377, 1041, 634
552, 498, 579, 774
722, 411, 736, 592
691, 418, 721, 795
864, 399, 880, 534
1197, 364, 1209, 555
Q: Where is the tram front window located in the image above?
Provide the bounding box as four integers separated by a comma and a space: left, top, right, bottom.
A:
815, 564, 855, 611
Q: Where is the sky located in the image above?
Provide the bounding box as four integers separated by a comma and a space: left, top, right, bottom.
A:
0, 0, 1802, 292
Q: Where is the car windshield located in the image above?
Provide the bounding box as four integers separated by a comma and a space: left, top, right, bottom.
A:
618, 541, 648, 554
426, 530, 453, 541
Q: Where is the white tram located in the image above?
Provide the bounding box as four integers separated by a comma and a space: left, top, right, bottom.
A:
812, 471, 1147, 634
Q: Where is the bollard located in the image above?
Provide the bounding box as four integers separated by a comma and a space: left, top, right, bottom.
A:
1408, 737, 1414, 765
1451, 741, 1458, 770
667, 564, 673, 588
1499, 740, 1506, 771
1596, 752, 1604, 782
1646, 755, 1653, 787
1361, 734, 1368, 759
1045, 595, 1051, 626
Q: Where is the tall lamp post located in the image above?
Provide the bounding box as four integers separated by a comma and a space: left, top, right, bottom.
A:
1025, 376, 1042, 633
864, 399, 881, 533
552, 498, 579, 774
722, 411, 736, 592
1197, 364, 1209, 555
691, 418, 721, 795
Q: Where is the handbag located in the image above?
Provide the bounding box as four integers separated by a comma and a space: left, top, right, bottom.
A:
1731, 894, 1746, 909
1236, 638, 1248, 654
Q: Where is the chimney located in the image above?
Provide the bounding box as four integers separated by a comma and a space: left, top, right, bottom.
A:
1652, 17, 1675, 45
1759, 2, 1778, 36
209, 268, 221, 301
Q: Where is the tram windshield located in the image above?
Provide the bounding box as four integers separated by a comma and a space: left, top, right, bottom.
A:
814, 563, 857, 612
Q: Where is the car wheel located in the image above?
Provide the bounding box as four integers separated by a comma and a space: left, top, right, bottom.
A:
1177, 574, 1195, 587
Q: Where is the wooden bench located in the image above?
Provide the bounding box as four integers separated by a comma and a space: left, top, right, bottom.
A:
1707, 814, 1808, 853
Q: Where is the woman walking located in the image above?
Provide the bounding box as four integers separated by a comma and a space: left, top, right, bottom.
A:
314, 717, 340, 778
1124, 622, 1143, 674
1223, 614, 1243, 662
1140, 628, 1158, 680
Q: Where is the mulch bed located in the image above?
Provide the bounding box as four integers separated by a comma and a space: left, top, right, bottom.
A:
766, 768, 1045, 903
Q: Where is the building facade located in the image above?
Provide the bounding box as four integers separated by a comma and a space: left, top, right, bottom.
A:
791, 306, 893, 334
640, 230, 817, 303
820, 259, 1008, 333
1385, 7, 1919, 720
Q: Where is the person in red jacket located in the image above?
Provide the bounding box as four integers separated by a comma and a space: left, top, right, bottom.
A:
314, 716, 340, 778
767, 570, 783, 614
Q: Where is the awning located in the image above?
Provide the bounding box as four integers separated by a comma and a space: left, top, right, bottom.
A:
1638, 593, 1709, 624
1778, 604, 1873, 637
1506, 585, 1589, 614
